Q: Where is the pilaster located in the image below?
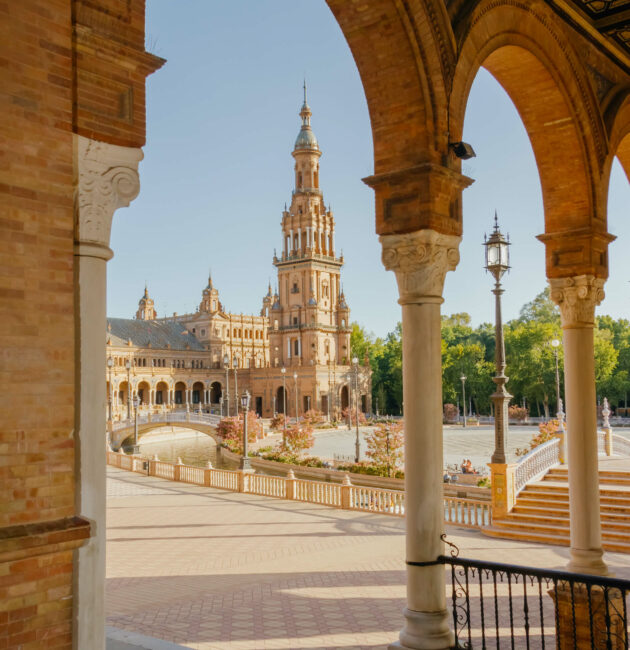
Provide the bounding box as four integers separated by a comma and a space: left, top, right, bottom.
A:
380, 228, 460, 650
549, 275, 608, 576
73, 134, 142, 649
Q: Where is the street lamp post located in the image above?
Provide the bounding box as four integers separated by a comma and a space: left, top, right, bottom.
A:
353, 357, 360, 463
107, 357, 113, 421
484, 211, 512, 464
132, 395, 140, 454
219, 395, 224, 417
239, 391, 251, 470
223, 354, 230, 416
125, 359, 131, 420
233, 357, 239, 416
551, 338, 561, 416
293, 372, 298, 422
460, 375, 467, 428
272, 394, 276, 417
281, 367, 287, 448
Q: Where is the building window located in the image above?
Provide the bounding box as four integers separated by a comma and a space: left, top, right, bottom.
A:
175, 390, 182, 404
293, 316, 298, 325
294, 340, 299, 356
201, 329, 206, 337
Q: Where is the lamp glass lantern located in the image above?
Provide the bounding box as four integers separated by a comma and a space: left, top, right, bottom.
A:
240, 391, 250, 411
132, 396, 139, 409
223, 354, 229, 367
484, 214, 510, 281
125, 359, 131, 370
107, 357, 114, 369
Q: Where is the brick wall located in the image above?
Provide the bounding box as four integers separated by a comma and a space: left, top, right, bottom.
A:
0, 1, 77, 646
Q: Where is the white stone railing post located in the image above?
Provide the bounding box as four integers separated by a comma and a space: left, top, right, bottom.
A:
381, 229, 460, 649
73, 134, 142, 650
550, 275, 608, 575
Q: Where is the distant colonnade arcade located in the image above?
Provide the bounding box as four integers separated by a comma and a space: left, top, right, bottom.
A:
3, 1, 630, 650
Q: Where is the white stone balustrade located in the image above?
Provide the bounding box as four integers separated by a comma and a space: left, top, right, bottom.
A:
106, 452, 491, 527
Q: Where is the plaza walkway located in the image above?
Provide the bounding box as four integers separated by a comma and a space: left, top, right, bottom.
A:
106, 466, 630, 650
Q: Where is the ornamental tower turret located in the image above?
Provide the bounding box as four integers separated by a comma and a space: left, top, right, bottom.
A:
199, 274, 220, 314
135, 285, 157, 320
270, 86, 351, 368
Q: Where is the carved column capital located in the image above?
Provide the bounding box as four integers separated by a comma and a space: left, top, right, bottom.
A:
74, 134, 143, 260
380, 229, 461, 305
549, 275, 605, 328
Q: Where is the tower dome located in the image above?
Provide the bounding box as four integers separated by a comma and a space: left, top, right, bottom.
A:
293, 82, 319, 152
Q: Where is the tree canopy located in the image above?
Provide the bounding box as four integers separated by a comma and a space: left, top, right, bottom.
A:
353, 289, 630, 416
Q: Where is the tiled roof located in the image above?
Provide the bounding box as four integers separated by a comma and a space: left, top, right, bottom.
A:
107, 318, 206, 351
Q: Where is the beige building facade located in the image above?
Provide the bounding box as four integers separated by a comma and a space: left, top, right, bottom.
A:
106, 93, 371, 420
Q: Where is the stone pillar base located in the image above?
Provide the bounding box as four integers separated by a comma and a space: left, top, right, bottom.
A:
567, 548, 609, 576
388, 608, 453, 650
549, 583, 625, 649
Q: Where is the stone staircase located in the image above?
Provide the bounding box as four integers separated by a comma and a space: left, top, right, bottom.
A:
484, 467, 630, 553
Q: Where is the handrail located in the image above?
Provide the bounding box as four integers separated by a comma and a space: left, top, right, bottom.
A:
107, 452, 489, 528
514, 437, 560, 494
612, 433, 630, 457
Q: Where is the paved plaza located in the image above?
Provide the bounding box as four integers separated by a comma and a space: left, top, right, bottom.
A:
106, 466, 630, 650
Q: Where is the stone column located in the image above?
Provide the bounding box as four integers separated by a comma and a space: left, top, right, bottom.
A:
550, 275, 608, 575
381, 229, 460, 649
73, 134, 142, 648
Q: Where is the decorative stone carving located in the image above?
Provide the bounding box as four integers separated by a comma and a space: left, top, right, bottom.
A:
74, 134, 143, 256
549, 275, 605, 328
380, 229, 461, 304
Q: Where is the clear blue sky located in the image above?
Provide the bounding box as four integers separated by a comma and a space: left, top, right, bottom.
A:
107, 0, 630, 339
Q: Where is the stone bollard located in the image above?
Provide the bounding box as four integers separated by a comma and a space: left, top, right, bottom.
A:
488, 463, 517, 519
549, 583, 626, 649
605, 428, 613, 456
237, 470, 251, 493
285, 469, 296, 501
341, 473, 352, 510
173, 457, 183, 482
204, 461, 213, 487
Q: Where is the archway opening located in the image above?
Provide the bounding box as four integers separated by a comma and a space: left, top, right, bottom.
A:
276, 386, 287, 416
340, 385, 349, 411
210, 381, 222, 404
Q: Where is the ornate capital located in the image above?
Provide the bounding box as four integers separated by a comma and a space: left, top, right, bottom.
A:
549, 275, 605, 328
74, 134, 143, 258
380, 229, 461, 305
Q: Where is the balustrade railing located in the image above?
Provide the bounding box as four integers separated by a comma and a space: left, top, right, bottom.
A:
613, 433, 630, 457
434, 540, 630, 650
293, 479, 342, 507
514, 438, 561, 495
248, 474, 287, 499
598, 429, 607, 454
349, 485, 404, 515
107, 453, 489, 528
444, 497, 491, 528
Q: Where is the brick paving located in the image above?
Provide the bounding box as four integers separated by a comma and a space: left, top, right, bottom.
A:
106, 467, 630, 650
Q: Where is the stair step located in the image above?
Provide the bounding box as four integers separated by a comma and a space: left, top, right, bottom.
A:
483, 528, 630, 554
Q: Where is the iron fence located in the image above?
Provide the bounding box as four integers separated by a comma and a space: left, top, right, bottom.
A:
410, 537, 629, 649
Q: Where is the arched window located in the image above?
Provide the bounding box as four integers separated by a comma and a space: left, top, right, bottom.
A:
294, 340, 299, 356
298, 172, 302, 188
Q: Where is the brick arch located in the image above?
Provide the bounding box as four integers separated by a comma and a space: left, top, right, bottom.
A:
605, 90, 630, 185
450, 1, 609, 275
326, 0, 455, 173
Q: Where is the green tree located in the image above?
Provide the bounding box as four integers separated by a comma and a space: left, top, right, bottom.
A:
518, 287, 561, 325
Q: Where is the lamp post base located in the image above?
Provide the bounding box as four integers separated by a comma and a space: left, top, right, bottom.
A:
239, 457, 252, 471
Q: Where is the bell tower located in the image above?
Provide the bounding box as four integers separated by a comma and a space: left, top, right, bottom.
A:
135, 285, 157, 321
270, 86, 351, 368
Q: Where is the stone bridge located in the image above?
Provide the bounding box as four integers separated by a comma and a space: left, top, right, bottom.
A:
110, 412, 222, 450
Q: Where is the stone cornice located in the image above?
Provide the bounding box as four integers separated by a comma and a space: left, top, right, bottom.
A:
380, 229, 461, 305
74, 134, 143, 258
549, 275, 605, 328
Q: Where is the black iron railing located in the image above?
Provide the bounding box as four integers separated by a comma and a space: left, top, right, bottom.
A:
410, 537, 630, 649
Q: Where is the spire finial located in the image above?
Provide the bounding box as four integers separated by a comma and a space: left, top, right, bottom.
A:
494, 209, 499, 231
144, 283, 148, 298
303, 78, 307, 105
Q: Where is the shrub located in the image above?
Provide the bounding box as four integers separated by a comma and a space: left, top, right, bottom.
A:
336, 461, 404, 479
365, 422, 404, 477
216, 412, 263, 454
270, 413, 286, 430
284, 424, 315, 455
443, 403, 459, 422
515, 419, 559, 456
302, 409, 324, 425
341, 406, 367, 426
477, 477, 491, 488
508, 405, 529, 421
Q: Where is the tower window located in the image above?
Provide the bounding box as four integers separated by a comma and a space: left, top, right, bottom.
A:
298, 172, 302, 188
